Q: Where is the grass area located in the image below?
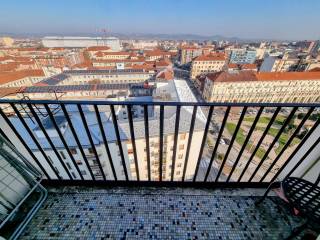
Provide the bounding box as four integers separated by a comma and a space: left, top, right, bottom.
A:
255, 126, 301, 155
225, 122, 300, 159
244, 115, 286, 125
225, 122, 266, 159
225, 122, 246, 145
246, 142, 266, 159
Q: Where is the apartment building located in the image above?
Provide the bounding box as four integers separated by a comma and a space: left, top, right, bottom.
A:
91, 59, 145, 69
0, 69, 45, 87
180, 45, 202, 64
0, 37, 14, 47
6, 82, 154, 100
202, 71, 320, 103
92, 51, 131, 60
143, 50, 173, 61
229, 48, 257, 64
8, 79, 205, 181
86, 46, 113, 58
227, 63, 258, 73
260, 53, 300, 72
190, 53, 226, 80
42, 36, 121, 51
37, 69, 155, 86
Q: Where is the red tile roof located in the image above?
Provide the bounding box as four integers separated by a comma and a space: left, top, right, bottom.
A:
144, 50, 171, 57
241, 64, 257, 70
87, 46, 111, 51
181, 45, 199, 50
0, 69, 44, 85
155, 59, 172, 67
156, 69, 174, 80
256, 72, 320, 81
228, 63, 239, 69
17, 47, 49, 52
206, 71, 320, 83
194, 53, 225, 61
207, 71, 257, 83
0, 87, 21, 98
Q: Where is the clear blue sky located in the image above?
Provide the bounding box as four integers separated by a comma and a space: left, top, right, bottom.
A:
0, 0, 319, 40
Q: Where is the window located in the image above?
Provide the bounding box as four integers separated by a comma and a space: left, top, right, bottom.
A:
76, 160, 83, 165
176, 171, 181, 175
179, 144, 185, 150
88, 148, 94, 154
60, 151, 66, 159
70, 148, 77, 155
178, 154, 183, 159
80, 170, 87, 176
47, 155, 53, 164
66, 162, 72, 170
177, 163, 182, 168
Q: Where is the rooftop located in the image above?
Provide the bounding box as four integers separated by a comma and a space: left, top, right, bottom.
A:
0, 69, 45, 85
194, 53, 225, 62
206, 71, 320, 83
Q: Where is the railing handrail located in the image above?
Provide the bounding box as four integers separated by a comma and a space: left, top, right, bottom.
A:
0, 98, 320, 107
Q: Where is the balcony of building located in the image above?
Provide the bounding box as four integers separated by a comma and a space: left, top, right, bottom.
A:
0, 99, 319, 239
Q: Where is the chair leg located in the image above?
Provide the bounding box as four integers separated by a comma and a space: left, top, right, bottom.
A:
255, 181, 280, 205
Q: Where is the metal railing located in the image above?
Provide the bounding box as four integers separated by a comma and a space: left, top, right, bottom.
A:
0, 99, 319, 187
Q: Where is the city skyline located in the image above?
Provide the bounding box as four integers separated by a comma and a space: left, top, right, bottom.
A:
0, 0, 320, 41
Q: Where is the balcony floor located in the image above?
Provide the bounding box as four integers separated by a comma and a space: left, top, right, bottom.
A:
20, 187, 306, 240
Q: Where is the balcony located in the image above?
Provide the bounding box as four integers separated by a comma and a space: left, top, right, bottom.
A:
0, 99, 319, 239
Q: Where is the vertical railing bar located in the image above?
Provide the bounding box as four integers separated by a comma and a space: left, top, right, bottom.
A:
159, 105, 164, 182
17, 103, 34, 124
27, 103, 73, 180
126, 105, 139, 181
10, 103, 60, 179
270, 117, 320, 183
94, 105, 117, 181
78, 104, 106, 181
226, 107, 264, 182
248, 107, 298, 182
260, 107, 314, 182
193, 106, 214, 182
171, 106, 181, 181
0, 105, 50, 179
315, 172, 320, 186
143, 105, 151, 181
237, 107, 281, 182
60, 104, 95, 180
215, 106, 247, 182
44, 104, 84, 180
204, 106, 230, 182
182, 106, 197, 182
110, 105, 129, 181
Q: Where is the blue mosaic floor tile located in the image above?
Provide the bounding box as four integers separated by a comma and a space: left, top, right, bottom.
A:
19, 188, 306, 240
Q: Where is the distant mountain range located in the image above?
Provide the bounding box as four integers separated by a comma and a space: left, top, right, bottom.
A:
111, 33, 244, 42
0, 32, 298, 42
